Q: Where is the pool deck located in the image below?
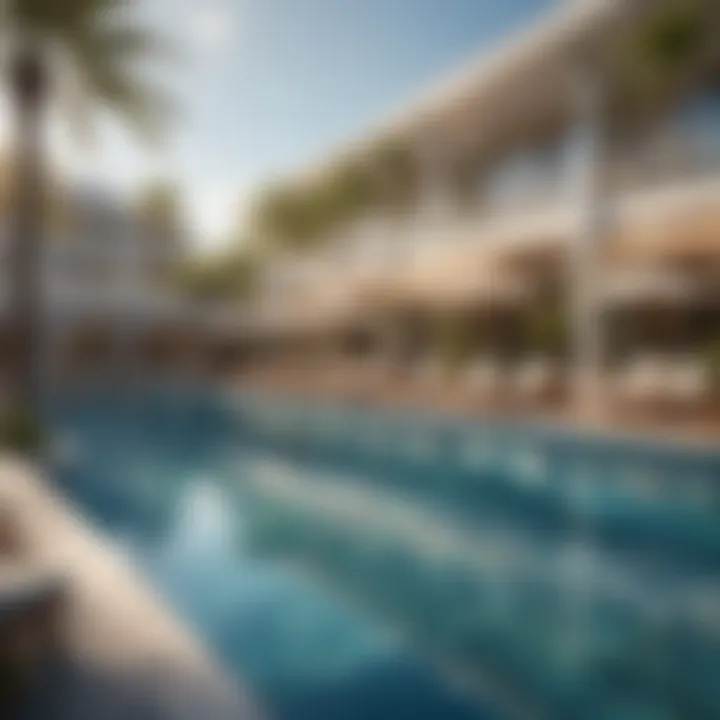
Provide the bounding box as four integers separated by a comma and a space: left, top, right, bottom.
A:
235, 374, 720, 452
0, 459, 262, 720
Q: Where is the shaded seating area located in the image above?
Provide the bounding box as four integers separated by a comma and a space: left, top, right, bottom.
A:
604, 263, 719, 419
233, 188, 720, 442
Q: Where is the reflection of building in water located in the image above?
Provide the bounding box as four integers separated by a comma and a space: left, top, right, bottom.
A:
239, 0, 720, 423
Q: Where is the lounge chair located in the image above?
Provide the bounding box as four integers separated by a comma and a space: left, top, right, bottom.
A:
667, 356, 709, 406
613, 356, 671, 407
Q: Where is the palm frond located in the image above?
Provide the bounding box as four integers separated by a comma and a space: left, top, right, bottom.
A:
97, 71, 177, 144
75, 23, 183, 67
620, 0, 718, 96
8, 0, 178, 146
8, 0, 123, 36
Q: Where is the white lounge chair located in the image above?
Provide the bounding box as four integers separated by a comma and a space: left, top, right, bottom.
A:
614, 356, 670, 405
667, 356, 709, 405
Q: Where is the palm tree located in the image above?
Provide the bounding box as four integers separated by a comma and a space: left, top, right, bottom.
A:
176, 250, 258, 305
3, 0, 174, 424
368, 139, 419, 214
253, 184, 322, 252
618, 0, 716, 108
321, 161, 375, 229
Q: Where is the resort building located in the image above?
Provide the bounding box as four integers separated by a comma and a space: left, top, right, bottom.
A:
239, 0, 720, 429
0, 186, 218, 389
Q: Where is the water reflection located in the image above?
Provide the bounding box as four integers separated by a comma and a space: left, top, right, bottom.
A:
148, 479, 495, 719
161, 481, 238, 559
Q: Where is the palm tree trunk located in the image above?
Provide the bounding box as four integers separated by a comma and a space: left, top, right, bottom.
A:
8, 48, 48, 420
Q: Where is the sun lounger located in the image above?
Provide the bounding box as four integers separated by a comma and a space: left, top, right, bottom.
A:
614, 356, 669, 404
667, 356, 709, 405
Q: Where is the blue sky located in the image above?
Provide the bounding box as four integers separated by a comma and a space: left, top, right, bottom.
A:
60, 0, 556, 248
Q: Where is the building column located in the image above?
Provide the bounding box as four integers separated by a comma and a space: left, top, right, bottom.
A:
569, 56, 611, 421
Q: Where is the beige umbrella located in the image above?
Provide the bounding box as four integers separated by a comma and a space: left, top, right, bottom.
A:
611, 194, 720, 266
398, 246, 534, 309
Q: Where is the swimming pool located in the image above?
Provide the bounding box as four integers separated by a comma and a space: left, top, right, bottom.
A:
50, 388, 720, 720
49, 388, 503, 720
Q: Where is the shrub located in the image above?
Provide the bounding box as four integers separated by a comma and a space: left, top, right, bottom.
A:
0, 407, 45, 456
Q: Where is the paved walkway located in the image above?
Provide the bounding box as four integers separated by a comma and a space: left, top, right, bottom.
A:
236, 374, 720, 449
0, 460, 261, 720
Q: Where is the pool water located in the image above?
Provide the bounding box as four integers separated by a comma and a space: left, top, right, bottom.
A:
49, 389, 502, 720
50, 388, 720, 720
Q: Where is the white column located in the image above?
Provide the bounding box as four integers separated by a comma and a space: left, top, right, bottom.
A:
569, 57, 610, 420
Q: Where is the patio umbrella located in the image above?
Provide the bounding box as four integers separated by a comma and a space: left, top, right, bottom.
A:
396, 245, 534, 310
611, 184, 720, 266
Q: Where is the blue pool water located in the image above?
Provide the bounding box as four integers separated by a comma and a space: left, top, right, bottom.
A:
50, 388, 720, 720
49, 389, 502, 720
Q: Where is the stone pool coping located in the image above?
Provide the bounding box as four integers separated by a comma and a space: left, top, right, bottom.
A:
0, 458, 262, 720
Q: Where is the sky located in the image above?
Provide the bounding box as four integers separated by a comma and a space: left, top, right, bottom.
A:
5, 0, 556, 250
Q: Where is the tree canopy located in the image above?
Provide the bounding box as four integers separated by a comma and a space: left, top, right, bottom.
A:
174, 250, 258, 304
5, 0, 178, 143
251, 139, 419, 253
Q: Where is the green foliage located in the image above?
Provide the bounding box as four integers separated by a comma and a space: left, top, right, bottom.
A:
6, 0, 178, 144
323, 162, 376, 226
526, 304, 568, 358
253, 184, 326, 251
370, 139, 419, 212
618, 0, 713, 107
640, 1, 706, 71
175, 251, 257, 303
0, 406, 45, 456
434, 313, 474, 375
252, 138, 419, 252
